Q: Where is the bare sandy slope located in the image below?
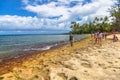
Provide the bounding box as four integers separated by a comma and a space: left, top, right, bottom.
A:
0, 34, 120, 80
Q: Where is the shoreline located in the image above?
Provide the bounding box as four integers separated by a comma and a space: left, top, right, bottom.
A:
0, 41, 67, 74
0, 34, 87, 60
0, 34, 120, 80
0, 36, 88, 74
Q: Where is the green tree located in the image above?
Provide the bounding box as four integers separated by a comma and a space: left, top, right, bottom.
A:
71, 22, 80, 31
71, 22, 80, 34
110, 0, 120, 30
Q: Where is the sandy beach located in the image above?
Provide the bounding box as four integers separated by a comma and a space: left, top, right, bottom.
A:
0, 34, 120, 80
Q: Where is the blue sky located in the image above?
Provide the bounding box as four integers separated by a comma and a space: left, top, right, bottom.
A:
0, 0, 114, 34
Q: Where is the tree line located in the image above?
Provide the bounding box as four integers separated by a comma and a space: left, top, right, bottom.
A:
70, 0, 120, 34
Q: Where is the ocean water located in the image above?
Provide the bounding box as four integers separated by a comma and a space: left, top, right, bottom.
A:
0, 34, 86, 59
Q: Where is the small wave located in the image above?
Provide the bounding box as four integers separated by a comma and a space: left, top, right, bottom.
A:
23, 44, 58, 51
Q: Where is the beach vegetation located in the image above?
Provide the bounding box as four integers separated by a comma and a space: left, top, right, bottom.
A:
110, 0, 120, 30
70, 0, 120, 34
70, 16, 113, 34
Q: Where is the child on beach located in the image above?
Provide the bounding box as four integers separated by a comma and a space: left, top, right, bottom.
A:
113, 34, 118, 42
112, 30, 118, 42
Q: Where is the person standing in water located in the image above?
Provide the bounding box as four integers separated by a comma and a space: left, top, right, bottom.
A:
69, 33, 74, 47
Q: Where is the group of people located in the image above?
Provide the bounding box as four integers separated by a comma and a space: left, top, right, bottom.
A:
69, 31, 119, 47
91, 31, 107, 45
92, 31, 119, 45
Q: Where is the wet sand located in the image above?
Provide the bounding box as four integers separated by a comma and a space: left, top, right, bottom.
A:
0, 34, 120, 80
0, 42, 66, 74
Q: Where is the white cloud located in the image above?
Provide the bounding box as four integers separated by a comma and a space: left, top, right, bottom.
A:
0, 15, 70, 30
25, 2, 69, 17
0, 0, 114, 31
24, 0, 114, 23
0, 15, 42, 30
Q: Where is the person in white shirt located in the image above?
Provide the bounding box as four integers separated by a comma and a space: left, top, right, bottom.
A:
98, 31, 103, 46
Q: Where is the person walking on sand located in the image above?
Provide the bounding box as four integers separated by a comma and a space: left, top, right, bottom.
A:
69, 33, 74, 47
98, 31, 103, 46
103, 31, 107, 40
94, 31, 99, 44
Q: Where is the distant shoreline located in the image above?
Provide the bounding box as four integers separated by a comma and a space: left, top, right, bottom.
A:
0, 33, 70, 36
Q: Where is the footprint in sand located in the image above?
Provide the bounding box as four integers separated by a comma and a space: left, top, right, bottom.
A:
115, 61, 118, 63
69, 76, 78, 80
98, 63, 106, 68
113, 69, 116, 72
7, 76, 13, 78
0, 77, 4, 79
81, 63, 92, 68
80, 59, 92, 68
57, 73, 68, 80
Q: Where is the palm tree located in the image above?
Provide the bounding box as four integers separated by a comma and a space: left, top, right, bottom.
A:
71, 22, 80, 33
110, 0, 120, 30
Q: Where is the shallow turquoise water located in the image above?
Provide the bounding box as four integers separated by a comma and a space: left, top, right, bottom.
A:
0, 34, 86, 59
